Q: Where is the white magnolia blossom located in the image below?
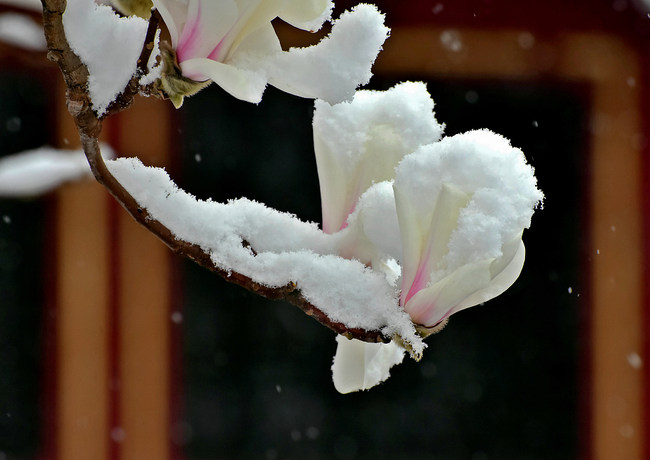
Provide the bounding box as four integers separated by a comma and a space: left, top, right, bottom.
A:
314, 82, 444, 234
392, 131, 541, 329
153, 0, 389, 104
314, 83, 543, 393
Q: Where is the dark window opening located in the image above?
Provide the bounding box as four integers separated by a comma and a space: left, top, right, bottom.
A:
0, 73, 51, 458
176, 78, 587, 460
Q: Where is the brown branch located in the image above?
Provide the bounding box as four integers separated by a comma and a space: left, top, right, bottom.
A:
40, 0, 391, 345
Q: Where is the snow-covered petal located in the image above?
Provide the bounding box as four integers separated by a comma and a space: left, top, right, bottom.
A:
258, 4, 389, 105
313, 81, 443, 233
393, 130, 543, 328
332, 336, 404, 394
396, 183, 471, 309
154, 0, 359, 104
338, 181, 402, 266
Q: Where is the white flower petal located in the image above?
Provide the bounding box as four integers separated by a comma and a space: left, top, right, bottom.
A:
453, 238, 526, 313
341, 181, 401, 265
278, 0, 333, 31
406, 240, 525, 327
152, 0, 189, 45
234, 22, 282, 58
393, 130, 542, 326
223, 0, 284, 60
395, 182, 470, 308
313, 82, 443, 233
332, 336, 405, 394
405, 259, 493, 327
180, 57, 267, 103
175, 0, 238, 62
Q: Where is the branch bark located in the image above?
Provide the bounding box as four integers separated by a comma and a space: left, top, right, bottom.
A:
40, 0, 391, 345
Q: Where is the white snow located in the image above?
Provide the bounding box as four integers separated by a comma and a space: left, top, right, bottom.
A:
245, 4, 390, 104
105, 156, 424, 354
394, 130, 543, 272
139, 28, 162, 87
0, 144, 114, 197
0, 12, 46, 50
315, 83, 542, 391
313, 81, 444, 233
63, 0, 148, 115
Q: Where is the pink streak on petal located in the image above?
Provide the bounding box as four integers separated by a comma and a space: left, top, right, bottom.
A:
337, 201, 357, 232
403, 258, 430, 306
177, 2, 203, 62
207, 40, 225, 61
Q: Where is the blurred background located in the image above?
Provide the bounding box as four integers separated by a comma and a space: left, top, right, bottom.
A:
0, 0, 648, 459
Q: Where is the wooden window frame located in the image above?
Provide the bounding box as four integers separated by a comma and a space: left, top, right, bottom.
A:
373, 27, 646, 460
46, 24, 647, 460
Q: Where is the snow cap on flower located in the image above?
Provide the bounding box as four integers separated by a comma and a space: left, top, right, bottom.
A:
153, 0, 389, 106
393, 129, 543, 330
313, 81, 444, 234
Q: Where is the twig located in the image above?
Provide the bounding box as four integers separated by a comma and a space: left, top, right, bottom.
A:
40, 0, 392, 345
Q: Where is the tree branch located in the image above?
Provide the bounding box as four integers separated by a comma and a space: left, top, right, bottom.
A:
40, 0, 392, 345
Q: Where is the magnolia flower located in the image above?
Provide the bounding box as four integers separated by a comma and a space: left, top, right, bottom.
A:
392, 130, 542, 332
314, 84, 542, 393
314, 82, 444, 235
153, 0, 389, 107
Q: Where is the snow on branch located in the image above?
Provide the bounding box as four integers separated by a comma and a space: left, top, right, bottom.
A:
40, 0, 542, 393
40, 0, 419, 353
106, 156, 423, 355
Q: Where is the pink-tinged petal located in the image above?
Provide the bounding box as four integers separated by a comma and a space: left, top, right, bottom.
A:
403, 255, 431, 305
395, 183, 470, 308
393, 130, 541, 327
331, 335, 404, 394
176, 0, 238, 63
405, 240, 524, 328
180, 57, 267, 103
404, 259, 493, 327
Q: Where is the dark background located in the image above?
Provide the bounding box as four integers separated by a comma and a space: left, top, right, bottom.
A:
0, 74, 50, 459
176, 75, 588, 460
